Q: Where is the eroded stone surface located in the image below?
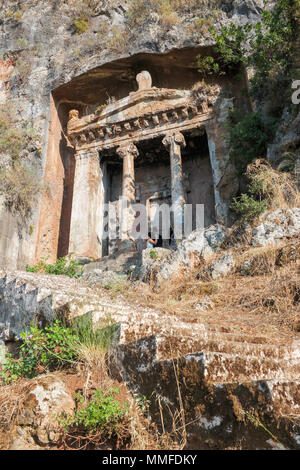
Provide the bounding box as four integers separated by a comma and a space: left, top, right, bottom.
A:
137, 224, 229, 284
8, 374, 74, 450
251, 208, 300, 246
1, 267, 300, 449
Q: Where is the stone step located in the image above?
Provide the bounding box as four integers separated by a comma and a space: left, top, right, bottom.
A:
154, 333, 299, 361
113, 335, 300, 388
117, 320, 278, 347
206, 379, 300, 418
202, 351, 300, 383
266, 380, 300, 416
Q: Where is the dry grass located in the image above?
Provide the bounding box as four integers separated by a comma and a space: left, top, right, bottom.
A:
247, 159, 300, 210
233, 241, 297, 275
0, 378, 31, 433
128, 250, 300, 344
0, 339, 185, 450
75, 344, 115, 404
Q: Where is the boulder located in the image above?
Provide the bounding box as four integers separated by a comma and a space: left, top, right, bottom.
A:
251, 208, 300, 247
9, 374, 74, 449
155, 225, 229, 284
136, 248, 172, 283
208, 252, 236, 280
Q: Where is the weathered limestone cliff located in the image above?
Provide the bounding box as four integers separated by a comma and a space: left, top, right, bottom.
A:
0, 0, 300, 452
0, 0, 268, 269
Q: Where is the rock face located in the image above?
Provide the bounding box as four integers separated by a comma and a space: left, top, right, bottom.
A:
207, 251, 235, 280
0, 0, 267, 270
251, 208, 300, 246
8, 374, 74, 449
137, 224, 229, 283
135, 209, 300, 284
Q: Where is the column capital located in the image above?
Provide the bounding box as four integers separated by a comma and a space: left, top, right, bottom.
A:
74, 149, 99, 162
162, 132, 186, 149
116, 143, 139, 159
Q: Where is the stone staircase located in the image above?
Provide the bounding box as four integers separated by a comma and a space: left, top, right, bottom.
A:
0, 269, 300, 449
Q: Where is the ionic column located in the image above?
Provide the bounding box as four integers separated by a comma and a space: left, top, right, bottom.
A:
163, 132, 186, 239
69, 150, 103, 259
116, 143, 139, 240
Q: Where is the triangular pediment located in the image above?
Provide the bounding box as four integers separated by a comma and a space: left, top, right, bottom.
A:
97, 88, 192, 126
67, 71, 219, 152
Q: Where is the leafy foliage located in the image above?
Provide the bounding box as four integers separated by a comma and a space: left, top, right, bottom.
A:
0, 314, 118, 384
149, 249, 158, 260
26, 256, 83, 279
0, 321, 79, 384
227, 110, 278, 175
230, 193, 268, 222
197, 22, 249, 75
197, 0, 298, 104
60, 387, 128, 436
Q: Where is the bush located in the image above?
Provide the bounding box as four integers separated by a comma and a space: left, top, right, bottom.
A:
246, 159, 300, 209
197, 22, 249, 76
196, 0, 298, 106
230, 193, 268, 222
26, 256, 84, 278
150, 249, 158, 260
0, 321, 79, 384
73, 14, 89, 34
227, 110, 277, 175
0, 163, 40, 219
230, 159, 300, 222
71, 313, 118, 351
0, 314, 118, 384
60, 387, 129, 445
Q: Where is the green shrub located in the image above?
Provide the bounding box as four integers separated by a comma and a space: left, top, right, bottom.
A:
0, 321, 79, 384
197, 22, 249, 76
0, 315, 119, 384
196, 0, 297, 105
26, 256, 83, 278
70, 313, 118, 351
60, 387, 128, 436
245, 159, 300, 209
73, 14, 89, 34
227, 110, 277, 175
149, 249, 158, 260
230, 193, 268, 222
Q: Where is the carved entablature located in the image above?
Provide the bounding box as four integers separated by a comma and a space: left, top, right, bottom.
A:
67, 71, 220, 153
